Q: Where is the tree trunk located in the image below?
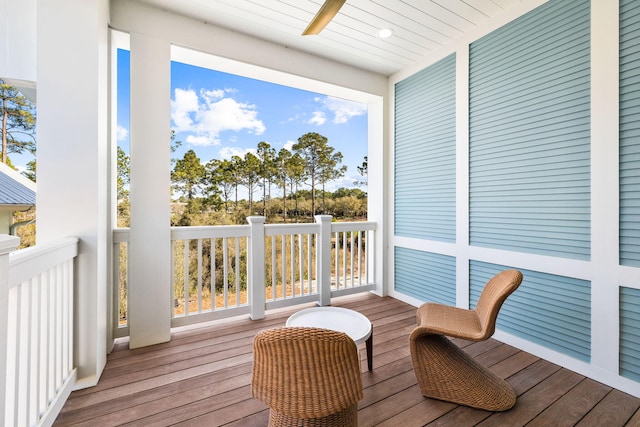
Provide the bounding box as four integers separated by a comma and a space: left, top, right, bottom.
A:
294, 182, 299, 219
2, 97, 8, 164
282, 183, 287, 222
262, 177, 267, 216
268, 180, 272, 211
311, 174, 316, 218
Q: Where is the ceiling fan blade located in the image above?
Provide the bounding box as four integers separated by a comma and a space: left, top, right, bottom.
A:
302, 0, 346, 35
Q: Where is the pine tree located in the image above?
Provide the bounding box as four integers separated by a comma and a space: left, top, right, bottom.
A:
0, 80, 36, 164
205, 159, 235, 213
293, 132, 345, 217
172, 149, 205, 201
276, 149, 292, 221
256, 141, 276, 216
239, 152, 261, 212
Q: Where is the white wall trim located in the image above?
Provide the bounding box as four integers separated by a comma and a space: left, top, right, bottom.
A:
590, 0, 621, 372
456, 45, 470, 309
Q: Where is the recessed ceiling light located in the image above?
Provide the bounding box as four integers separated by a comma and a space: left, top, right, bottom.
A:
377, 28, 394, 39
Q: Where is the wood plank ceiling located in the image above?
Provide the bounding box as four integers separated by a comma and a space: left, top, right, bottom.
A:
134, 0, 520, 76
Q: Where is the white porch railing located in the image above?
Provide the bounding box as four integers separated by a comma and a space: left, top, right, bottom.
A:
112, 216, 376, 337
1, 235, 79, 427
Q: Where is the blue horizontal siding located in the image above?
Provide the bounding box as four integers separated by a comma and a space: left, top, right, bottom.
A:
620, 286, 640, 382
620, 0, 640, 267
468, 0, 591, 260
394, 54, 456, 242
394, 247, 456, 305
470, 261, 591, 362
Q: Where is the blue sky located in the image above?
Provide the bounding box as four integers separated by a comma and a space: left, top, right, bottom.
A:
117, 49, 368, 198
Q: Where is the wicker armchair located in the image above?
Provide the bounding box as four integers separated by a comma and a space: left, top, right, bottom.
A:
252, 327, 364, 426
410, 269, 523, 411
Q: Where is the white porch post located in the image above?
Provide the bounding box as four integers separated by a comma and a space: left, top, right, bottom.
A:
36, 0, 110, 387
247, 216, 266, 320
0, 235, 19, 426
128, 33, 172, 348
367, 97, 387, 297
315, 215, 332, 306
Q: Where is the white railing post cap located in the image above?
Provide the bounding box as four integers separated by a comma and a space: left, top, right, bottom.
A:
246, 216, 266, 224
0, 234, 19, 255
315, 215, 332, 223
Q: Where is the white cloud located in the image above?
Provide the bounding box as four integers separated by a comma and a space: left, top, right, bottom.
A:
186, 135, 214, 146
197, 97, 265, 136
301, 96, 366, 126
321, 96, 367, 124
117, 125, 129, 141
218, 146, 256, 160
308, 111, 327, 126
171, 88, 199, 130
201, 89, 225, 101
283, 113, 301, 123
171, 87, 266, 146
283, 140, 295, 151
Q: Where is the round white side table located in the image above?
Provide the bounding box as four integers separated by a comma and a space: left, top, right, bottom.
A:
286, 306, 373, 371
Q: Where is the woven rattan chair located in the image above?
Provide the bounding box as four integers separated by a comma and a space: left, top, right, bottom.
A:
409, 269, 523, 411
252, 327, 364, 426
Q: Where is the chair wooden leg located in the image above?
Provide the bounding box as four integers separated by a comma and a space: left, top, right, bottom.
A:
410, 334, 516, 411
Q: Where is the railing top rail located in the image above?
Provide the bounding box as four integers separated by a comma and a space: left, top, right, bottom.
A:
264, 223, 321, 236
171, 225, 251, 240
113, 226, 253, 242
330, 221, 377, 232
112, 220, 376, 242
8, 237, 79, 288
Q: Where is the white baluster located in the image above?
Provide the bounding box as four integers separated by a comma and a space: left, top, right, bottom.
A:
0, 235, 20, 427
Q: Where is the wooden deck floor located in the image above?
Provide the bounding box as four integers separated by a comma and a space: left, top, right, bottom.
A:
54, 293, 640, 426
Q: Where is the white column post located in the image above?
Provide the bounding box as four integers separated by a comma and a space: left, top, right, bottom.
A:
247, 216, 266, 320
36, 0, 110, 386
368, 97, 387, 296
0, 235, 19, 426
315, 215, 333, 306
128, 32, 172, 348
456, 44, 471, 309
590, 0, 619, 371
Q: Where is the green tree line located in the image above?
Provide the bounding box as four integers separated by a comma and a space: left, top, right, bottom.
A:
118, 131, 368, 226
